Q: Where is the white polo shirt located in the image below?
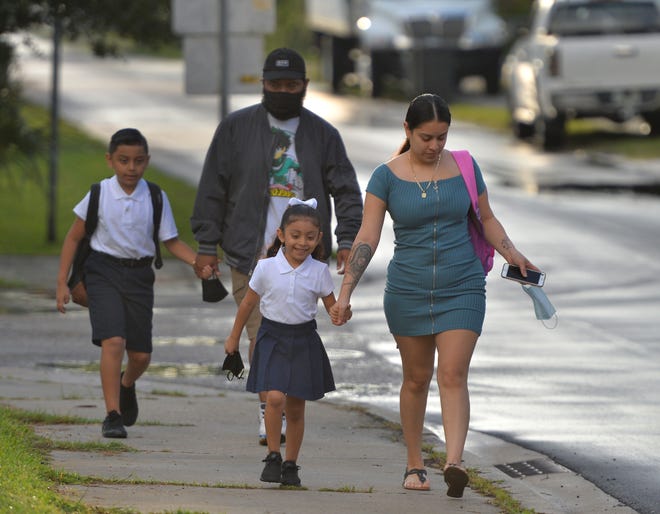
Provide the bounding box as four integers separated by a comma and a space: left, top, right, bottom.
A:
73, 176, 178, 259
249, 249, 334, 325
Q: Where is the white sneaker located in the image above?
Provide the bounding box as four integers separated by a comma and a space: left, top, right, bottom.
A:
259, 403, 287, 445
258, 404, 267, 446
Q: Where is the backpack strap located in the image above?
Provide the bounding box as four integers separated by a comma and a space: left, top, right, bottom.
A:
453, 150, 494, 274
146, 181, 163, 269
452, 150, 480, 219
85, 183, 101, 236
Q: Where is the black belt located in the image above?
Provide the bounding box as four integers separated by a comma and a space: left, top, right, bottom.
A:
97, 252, 153, 268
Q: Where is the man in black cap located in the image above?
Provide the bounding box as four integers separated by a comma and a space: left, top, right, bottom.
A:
191, 48, 362, 445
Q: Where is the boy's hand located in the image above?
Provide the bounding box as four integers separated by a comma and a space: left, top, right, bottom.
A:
56, 284, 70, 314
194, 254, 218, 279
224, 335, 239, 355
200, 265, 214, 280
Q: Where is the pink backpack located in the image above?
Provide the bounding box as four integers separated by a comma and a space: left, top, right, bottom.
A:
453, 150, 494, 275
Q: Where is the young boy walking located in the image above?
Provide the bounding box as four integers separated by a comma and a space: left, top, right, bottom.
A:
56, 128, 211, 438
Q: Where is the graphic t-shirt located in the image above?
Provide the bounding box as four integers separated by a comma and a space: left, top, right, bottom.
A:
263, 114, 303, 255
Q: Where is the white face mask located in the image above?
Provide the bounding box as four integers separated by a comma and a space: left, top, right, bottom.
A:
521, 284, 558, 328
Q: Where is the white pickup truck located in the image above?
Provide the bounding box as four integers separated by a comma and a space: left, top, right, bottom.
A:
501, 0, 660, 149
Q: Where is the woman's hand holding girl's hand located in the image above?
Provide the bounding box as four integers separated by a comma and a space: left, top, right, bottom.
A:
330, 301, 352, 326
344, 304, 353, 322
224, 336, 239, 355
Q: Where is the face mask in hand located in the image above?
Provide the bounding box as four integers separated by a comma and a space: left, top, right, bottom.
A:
521, 284, 558, 328
262, 88, 305, 120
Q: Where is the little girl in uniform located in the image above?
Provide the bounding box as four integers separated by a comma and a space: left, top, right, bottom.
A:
224, 197, 350, 486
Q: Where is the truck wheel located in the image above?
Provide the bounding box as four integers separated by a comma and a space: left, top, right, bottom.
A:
330, 36, 358, 93
484, 64, 501, 95
536, 116, 565, 150
513, 121, 535, 140
371, 50, 403, 98
507, 93, 534, 139
641, 110, 660, 135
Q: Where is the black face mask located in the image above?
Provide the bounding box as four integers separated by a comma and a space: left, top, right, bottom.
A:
262, 87, 306, 120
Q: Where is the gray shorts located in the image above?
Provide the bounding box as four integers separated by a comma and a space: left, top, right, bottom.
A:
85, 251, 155, 353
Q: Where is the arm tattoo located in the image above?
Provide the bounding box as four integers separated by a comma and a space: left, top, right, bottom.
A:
345, 243, 373, 294
500, 237, 513, 251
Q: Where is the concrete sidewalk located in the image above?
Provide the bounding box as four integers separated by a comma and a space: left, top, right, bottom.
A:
1, 365, 634, 514
0, 256, 638, 514
3, 367, 502, 514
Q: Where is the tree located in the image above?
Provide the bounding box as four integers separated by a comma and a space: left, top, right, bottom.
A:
1, 0, 178, 241
0, 0, 178, 171
0, 3, 44, 174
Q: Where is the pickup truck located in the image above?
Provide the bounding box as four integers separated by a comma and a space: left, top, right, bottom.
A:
305, 0, 508, 99
501, 0, 660, 149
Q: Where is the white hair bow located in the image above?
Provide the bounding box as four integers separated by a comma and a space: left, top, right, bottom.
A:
288, 197, 318, 209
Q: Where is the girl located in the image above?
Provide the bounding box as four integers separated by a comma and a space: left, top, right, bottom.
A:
224, 197, 350, 486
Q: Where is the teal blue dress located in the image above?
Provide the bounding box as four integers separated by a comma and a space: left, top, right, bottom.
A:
366, 157, 487, 336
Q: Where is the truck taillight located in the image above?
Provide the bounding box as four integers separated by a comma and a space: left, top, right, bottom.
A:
548, 48, 560, 77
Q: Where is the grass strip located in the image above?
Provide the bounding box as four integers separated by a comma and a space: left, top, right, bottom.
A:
38, 438, 135, 453
47, 469, 258, 490
0, 404, 94, 513
7, 408, 97, 425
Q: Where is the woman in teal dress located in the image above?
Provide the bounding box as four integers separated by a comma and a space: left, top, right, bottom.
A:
331, 94, 537, 497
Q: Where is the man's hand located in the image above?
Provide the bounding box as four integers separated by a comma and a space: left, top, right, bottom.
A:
336, 248, 350, 275
194, 254, 219, 279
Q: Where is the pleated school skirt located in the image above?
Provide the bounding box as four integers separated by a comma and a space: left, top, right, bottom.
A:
246, 317, 335, 401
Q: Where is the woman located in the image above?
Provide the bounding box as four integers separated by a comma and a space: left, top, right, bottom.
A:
330, 94, 537, 497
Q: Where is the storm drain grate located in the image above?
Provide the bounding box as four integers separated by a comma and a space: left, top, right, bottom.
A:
495, 458, 568, 478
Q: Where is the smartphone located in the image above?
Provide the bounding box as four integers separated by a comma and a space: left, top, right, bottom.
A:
501, 263, 546, 287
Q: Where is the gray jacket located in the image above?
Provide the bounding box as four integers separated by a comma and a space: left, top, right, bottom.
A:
191, 103, 363, 275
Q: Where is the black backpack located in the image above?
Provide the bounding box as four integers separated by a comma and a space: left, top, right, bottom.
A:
67, 181, 163, 306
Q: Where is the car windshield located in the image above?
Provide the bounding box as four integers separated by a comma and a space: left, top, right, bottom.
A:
548, 1, 660, 36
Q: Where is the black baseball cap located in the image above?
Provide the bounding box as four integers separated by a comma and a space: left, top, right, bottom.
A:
262, 48, 306, 80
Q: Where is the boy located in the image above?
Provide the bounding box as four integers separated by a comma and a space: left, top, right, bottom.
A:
56, 128, 210, 438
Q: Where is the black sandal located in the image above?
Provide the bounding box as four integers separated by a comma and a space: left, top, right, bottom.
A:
402, 468, 429, 490
444, 464, 469, 498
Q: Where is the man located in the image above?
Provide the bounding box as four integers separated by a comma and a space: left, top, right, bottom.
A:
191, 48, 363, 445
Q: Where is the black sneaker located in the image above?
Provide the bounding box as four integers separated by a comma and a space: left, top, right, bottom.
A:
260, 451, 283, 483
281, 460, 301, 486
102, 410, 127, 438
119, 371, 138, 427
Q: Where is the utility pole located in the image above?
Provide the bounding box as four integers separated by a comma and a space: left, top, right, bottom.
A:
47, 11, 62, 243
219, 0, 229, 120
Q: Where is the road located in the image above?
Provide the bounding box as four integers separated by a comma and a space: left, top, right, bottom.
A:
10, 36, 660, 513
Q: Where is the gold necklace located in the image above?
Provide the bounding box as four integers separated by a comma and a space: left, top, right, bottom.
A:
409, 152, 442, 199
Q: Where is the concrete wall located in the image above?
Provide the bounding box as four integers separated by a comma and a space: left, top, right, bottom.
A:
172, 0, 275, 94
